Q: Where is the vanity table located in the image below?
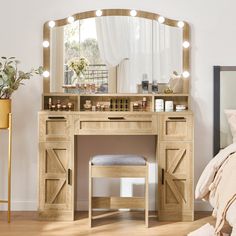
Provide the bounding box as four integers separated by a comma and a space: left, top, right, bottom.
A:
38, 93, 193, 221
38, 9, 193, 222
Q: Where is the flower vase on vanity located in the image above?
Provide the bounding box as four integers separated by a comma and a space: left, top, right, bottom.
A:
39, 9, 194, 225
0, 57, 42, 222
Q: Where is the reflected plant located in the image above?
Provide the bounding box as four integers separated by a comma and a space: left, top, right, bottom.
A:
67, 57, 89, 84
0, 57, 43, 99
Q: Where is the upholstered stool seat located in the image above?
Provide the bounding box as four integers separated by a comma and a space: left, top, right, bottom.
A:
89, 154, 149, 228
91, 155, 146, 166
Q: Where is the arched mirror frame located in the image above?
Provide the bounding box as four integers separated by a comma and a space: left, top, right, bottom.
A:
43, 9, 190, 93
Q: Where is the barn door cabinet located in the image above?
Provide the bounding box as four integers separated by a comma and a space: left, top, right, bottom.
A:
38, 114, 75, 220
157, 113, 194, 221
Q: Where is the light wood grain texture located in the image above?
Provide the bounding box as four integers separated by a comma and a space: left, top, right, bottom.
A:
0, 211, 215, 236
145, 163, 149, 227
92, 197, 145, 209
159, 114, 193, 141
76, 113, 158, 135
38, 98, 194, 222
39, 142, 74, 221
39, 115, 74, 142
89, 162, 149, 227
88, 161, 92, 227
91, 166, 147, 178
158, 114, 194, 221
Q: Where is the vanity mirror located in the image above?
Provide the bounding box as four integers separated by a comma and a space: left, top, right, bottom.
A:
43, 9, 190, 94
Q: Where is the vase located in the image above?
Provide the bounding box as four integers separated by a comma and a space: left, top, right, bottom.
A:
0, 99, 11, 129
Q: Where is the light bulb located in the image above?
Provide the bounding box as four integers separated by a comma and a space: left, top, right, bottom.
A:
48, 21, 55, 28
96, 10, 103, 17
158, 16, 165, 24
42, 41, 49, 48
182, 71, 190, 78
67, 16, 74, 23
43, 71, 50, 78
183, 41, 190, 48
130, 10, 137, 17
177, 21, 185, 28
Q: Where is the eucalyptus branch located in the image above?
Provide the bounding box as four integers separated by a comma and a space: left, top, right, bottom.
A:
0, 57, 43, 99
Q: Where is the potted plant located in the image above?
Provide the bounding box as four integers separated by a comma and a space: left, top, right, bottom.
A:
0, 57, 42, 128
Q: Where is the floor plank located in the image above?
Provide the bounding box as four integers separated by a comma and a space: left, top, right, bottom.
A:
0, 211, 215, 236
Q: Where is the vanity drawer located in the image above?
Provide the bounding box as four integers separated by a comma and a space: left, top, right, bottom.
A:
39, 115, 73, 141
75, 113, 158, 135
159, 114, 193, 141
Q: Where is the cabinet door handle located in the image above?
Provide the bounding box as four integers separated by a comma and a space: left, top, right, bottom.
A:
68, 169, 72, 185
161, 169, 164, 185
48, 116, 66, 120
108, 117, 125, 120
168, 117, 186, 121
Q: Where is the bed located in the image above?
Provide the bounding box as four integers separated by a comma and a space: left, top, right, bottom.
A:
193, 67, 236, 236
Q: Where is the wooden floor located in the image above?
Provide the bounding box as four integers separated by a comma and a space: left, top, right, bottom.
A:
0, 211, 214, 236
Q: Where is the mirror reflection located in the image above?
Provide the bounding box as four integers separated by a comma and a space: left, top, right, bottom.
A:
50, 16, 183, 93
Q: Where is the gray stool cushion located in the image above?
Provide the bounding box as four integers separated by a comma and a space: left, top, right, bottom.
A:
91, 155, 146, 166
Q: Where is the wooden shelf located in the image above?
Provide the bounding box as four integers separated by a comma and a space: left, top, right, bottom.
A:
42, 93, 190, 112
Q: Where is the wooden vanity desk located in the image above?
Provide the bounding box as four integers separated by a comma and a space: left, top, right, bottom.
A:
38, 93, 194, 222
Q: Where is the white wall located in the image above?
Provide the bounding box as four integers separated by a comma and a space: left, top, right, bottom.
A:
1, 0, 235, 211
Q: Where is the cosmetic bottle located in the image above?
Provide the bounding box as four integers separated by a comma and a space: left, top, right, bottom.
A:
142, 73, 149, 94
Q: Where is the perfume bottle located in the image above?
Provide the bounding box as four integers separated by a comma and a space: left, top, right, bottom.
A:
56, 100, 61, 111
48, 98, 52, 110
152, 80, 158, 93
142, 97, 147, 111
142, 73, 149, 94
110, 99, 113, 111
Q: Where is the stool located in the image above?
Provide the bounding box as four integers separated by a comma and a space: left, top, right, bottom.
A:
88, 155, 149, 227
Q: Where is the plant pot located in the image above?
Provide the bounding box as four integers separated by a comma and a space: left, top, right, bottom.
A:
0, 99, 11, 129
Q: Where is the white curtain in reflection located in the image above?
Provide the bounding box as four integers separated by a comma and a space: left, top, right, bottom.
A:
153, 22, 183, 83
96, 16, 153, 93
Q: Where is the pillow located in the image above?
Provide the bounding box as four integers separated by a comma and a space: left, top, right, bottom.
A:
225, 110, 236, 143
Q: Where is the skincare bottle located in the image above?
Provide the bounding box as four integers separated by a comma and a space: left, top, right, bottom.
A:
142, 97, 147, 111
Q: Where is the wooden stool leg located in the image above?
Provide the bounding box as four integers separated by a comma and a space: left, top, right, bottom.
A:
145, 163, 149, 228
88, 162, 92, 227
8, 113, 12, 223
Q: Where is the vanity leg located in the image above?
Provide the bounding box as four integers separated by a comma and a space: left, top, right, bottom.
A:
88, 162, 92, 228
145, 163, 149, 228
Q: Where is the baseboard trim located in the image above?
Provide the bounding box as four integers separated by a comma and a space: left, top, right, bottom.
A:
0, 201, 37, 211
0, 200, 213, 211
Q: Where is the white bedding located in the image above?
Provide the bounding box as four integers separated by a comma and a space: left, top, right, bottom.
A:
209, 192, 236, 231
195, 144, 236, 235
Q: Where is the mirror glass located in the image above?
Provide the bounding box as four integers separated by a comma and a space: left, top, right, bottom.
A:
50, 16, 183, 93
